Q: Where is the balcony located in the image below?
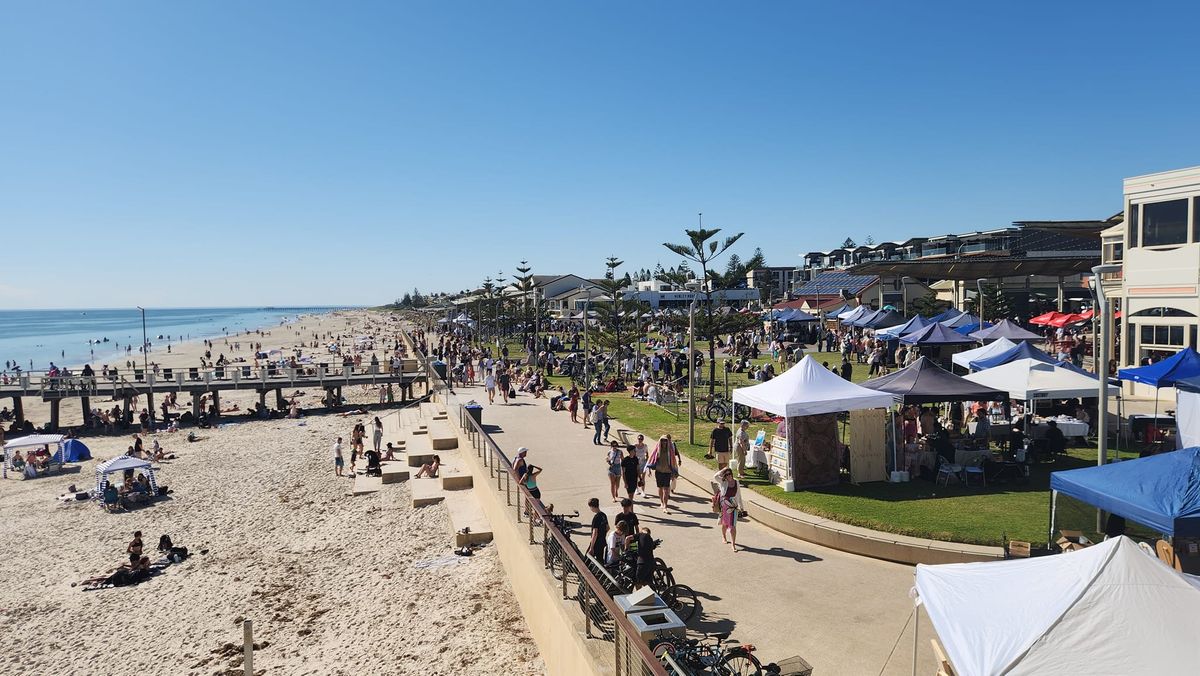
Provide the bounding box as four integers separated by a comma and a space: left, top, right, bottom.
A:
921, 247, 952, 257
960, 242, 1010, 254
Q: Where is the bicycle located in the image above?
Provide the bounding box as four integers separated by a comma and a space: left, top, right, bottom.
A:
704, 393, 751, 423
604, 540, 699, 623
651, 632, 762, 676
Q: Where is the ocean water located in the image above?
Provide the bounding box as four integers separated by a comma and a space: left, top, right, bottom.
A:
0, 307, 349, 371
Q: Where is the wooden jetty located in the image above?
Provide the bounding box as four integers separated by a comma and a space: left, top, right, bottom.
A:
0, 360, 428, 431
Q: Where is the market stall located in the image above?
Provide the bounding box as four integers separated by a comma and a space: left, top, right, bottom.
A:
732, 355, 895, 490
1050, 448, 1200, 572
967, 341, 1056, 372
1177, 375, 1200, 448
963, 358, 1118, 402
876, 315, 930, 341
913, 535, 1200, 676
968, 319, 1044, 343
3, 434, 66, 479
951, 337, 1017, 371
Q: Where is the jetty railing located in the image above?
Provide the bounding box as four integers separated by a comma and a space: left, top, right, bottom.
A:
405, 331, 670, 676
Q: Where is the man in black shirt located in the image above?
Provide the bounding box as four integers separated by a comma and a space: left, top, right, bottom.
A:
709, 419, 734, 468
839, 357, 853, 381
587, 497, 608, 561
1045, 420, 1066, 456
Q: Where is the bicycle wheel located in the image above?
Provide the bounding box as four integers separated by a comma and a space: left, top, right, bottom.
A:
732, 403, 751, 423
651, 559, 676, 590
705, 403, 725, 423
662, 584, 699, 623
650, 638, 677, 660
718, 650, 762, 676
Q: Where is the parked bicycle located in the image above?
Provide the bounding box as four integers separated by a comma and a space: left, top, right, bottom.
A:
652, 632, 763, 675
704, 393, 751, 423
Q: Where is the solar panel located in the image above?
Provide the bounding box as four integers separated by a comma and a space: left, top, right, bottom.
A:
795, 271, 876, 296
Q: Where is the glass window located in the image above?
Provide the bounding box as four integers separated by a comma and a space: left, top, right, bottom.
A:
1128, 202, 1139, 248
1142, 199, 1189, 246
1141, 325, 1154, 343
1170, 325, 1184, 344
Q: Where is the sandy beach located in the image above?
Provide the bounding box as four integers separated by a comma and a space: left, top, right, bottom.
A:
0, 310, 545, 675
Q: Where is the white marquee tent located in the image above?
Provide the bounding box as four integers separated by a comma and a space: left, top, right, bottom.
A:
95, 455, 159, 497
962, 358, 1117, 401
914, 536, 1200, 676
3, 434, 66, 479
950, 337, 1016, 371
733, 355, 896, 418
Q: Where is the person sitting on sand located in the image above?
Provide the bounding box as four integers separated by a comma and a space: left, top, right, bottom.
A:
128, 531, 144, 557
414, 455, 441, 478
9, 450, 24, 472
383, 443, 397, 461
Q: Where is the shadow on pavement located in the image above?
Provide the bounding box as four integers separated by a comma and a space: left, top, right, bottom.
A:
736, 544, 823, 563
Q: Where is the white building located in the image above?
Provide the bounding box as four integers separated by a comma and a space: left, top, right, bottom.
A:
1115, 166, 1200, 393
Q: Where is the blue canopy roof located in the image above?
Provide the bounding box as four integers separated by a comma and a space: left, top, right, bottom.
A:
1117, 347, 1200, 388
940, 312, 981, 329
1055, 360, 1098, 378
969, 319, 1044, 342
850, 308, 884, 327
928, 308, 962, 323
1050, 448, 1200, 537
969, 341, 1056, 371
864, 309, 906, 329
827, 303, 852, 318
776, 308, 817, 322
840, 305, 872, 325
900, 322, 977, 345
952, 321, 993, 336
877, 315, 930, 340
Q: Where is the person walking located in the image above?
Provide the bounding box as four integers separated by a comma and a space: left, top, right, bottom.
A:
592, 401, 607, 445
734, 420, 751, 479
601, 399, 612, 441
606, 440, 623, 502
620, 445, 640, 501
713, 467, 741, 552
333, 437, 345, 477
647, 435, 679, 514
582, 390, 593, 429
568, 386, 580, 424
372, 417, 383, 453
632, 434, 649, 497
484, 370, 496, 404
709, 418, 733, 468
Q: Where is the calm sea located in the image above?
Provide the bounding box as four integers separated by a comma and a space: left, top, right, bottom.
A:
0, 307, 350, 371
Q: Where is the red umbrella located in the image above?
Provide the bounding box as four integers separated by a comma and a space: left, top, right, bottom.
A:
1048, 312, 1085, 328
1029, 311, 1062, 326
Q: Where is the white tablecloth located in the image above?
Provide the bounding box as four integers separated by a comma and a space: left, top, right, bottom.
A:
1034, 417, 1089, 438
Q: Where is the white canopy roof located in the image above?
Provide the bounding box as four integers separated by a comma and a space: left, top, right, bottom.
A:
732, 355, 896, 417
951, 337, 1016, 370
96, 455, 153, 474
962, 358, 1117, 400
914, 536, 1200, 676
3, 434, 65, 450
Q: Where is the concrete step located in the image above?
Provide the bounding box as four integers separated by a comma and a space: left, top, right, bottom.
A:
410, 476, 445, 507
428, 423, 458, 450
351, 475, 383, 496
440, 471, 473, 491
380, 461, 410, 484
407, 451, 438, 468
420, 401, 448, 421
445, 491, 493, 547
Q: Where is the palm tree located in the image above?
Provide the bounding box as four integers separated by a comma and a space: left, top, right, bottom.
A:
661, 218, 744, 394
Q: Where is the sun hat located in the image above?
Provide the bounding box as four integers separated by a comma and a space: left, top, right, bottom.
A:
517, 447, 528, 456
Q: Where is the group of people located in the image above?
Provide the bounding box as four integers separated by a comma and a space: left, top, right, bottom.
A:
78, 530, 189, 589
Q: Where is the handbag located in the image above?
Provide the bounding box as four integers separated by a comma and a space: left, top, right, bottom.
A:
710, 492, 721, 514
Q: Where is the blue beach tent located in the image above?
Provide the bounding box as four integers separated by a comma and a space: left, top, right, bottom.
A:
63, 439, 92, 462
1118, 347, 1200, 387
969, 341, 1056, 371
1050, 448, 1200, 537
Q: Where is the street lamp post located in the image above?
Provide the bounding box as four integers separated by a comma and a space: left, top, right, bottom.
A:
976, 278, 987, 323
136, 306, 148, 375
685, 280, 702, 445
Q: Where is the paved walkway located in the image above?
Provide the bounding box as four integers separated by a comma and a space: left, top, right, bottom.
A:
453, 384, 935, 676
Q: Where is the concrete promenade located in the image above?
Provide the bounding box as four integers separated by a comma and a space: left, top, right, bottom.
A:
451, 383, 935, 676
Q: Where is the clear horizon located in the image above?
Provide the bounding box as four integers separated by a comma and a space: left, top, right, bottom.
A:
4, 1, 1199, 309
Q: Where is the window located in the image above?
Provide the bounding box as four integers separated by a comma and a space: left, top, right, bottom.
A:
1128, 202, 1139, 248
1141, 199, 1189, 246
1130, 306, 1196, 317
1140, 324, 1187, 346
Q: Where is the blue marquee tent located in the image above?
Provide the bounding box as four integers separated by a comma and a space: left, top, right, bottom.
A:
774, 308, 817, 322
850, 308, 884, 327
901, 322, 977, 346
969, 341, 1056, 371
1118, 347, 1200, 388
877, 315, 930, 340
1050, 448, 1200, 537
953, 321, 993, 336
929, 308, 963, 323
969, 318, 1044, 342
941, 312, 981, 329
62, 439, 92, 462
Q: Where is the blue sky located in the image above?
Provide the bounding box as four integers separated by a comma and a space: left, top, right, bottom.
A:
3, 1, 1198, 308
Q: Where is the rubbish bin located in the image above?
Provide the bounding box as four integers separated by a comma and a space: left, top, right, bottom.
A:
432, 360, 448, 381
465, 401, 483, 427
